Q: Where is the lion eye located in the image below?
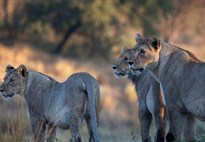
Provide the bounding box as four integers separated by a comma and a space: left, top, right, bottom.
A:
139, 49, 145, 55
9, 79, 14, 84
123, 57, 128, 61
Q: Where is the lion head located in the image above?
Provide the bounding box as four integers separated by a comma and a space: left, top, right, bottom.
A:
112, 47, 142, 78
0, 64, 27, 100
128, 35, 161, 72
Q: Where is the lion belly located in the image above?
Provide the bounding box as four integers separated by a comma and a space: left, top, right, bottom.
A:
181, 75, 205, 121
185, 97, 205, 121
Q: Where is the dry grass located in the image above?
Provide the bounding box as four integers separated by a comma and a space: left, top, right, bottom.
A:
0, 96, 30, 142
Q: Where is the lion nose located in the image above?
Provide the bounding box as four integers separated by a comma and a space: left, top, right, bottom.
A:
112, 65, 117, 70
128, 61, 134, 66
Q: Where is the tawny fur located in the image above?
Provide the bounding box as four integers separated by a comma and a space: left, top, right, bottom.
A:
128, 35, 203, 141
0, 65, 100, 142
112, 48, 166, 142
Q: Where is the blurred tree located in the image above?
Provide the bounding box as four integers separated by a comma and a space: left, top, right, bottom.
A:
2, 0, 9, 25
18, 0, 117, 56
121, 0, 174, 38
2, 0, 203, 59
158, 1, 188, 42
21, 1, 83, 53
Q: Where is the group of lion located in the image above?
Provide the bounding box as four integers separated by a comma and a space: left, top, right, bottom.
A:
0, 34, 205, 142
113, 34, 205, 142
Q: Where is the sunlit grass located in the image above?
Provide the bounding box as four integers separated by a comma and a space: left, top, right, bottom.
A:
0, 96, 30, 142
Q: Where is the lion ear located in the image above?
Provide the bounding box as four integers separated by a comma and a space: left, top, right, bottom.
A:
6, 65, 14, 73
120, 46, 129, 54
148, 35, 161, 50
17, 64, 27, 78
135, 33, 141, 43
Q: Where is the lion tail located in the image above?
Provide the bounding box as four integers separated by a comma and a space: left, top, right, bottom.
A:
84, 76, 100, 142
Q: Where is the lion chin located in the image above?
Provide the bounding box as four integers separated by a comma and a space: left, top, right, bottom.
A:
131, 66, 143, 71
1, 93, 15, 101
114, 72, 126, 79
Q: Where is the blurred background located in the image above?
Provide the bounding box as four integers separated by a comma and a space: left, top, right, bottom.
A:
0, 0, 205, 141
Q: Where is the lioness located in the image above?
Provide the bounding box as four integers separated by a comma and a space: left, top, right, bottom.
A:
0, 65, 100, 142
127, 35, 201, 141
112, 48, 165, 142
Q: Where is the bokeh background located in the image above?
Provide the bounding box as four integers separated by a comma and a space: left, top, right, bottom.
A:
0, 0, 205, 142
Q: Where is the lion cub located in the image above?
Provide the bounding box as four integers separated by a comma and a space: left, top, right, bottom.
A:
112, 48, 165, 142
0, 64, 100, 142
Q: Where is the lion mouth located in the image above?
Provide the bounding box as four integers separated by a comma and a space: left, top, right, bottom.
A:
2, 93, 15, 98
114, 72, 126, 77
130, 67, 144, 72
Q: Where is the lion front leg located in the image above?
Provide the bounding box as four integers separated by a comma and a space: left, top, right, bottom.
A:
138, 108, 152, 142
153, 105, 165, 142
30, 116, 47, 142
70, 125, 82, 142
183, 114, 196, 142
166, 110, 185, 142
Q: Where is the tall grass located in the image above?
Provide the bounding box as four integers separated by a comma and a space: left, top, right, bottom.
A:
0, 97, 29, 142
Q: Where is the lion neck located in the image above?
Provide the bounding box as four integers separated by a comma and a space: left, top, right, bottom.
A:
127, 70, 149, 89
24, 71, 56, 98
126, 70, 143, 84
149, 42, 187, 84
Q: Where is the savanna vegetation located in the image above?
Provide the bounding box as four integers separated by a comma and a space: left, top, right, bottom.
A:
0, 0, 205, 141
